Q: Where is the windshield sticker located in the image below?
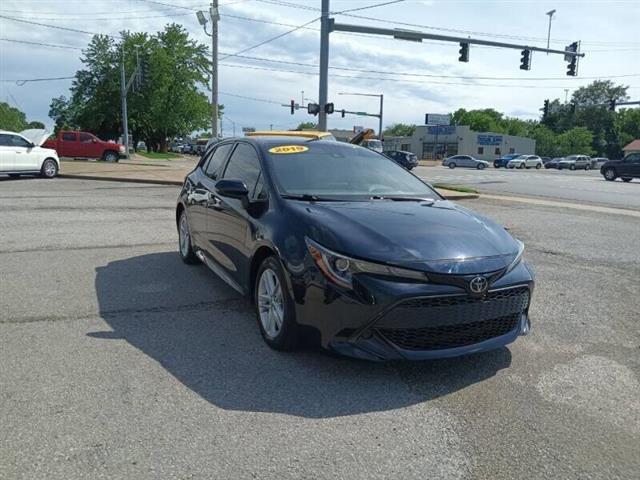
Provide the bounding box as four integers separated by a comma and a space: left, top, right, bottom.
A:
269, 145, 309, 154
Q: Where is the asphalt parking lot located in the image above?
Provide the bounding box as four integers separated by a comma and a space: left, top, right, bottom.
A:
416, 165, 640, 210
1, 178, 638, 479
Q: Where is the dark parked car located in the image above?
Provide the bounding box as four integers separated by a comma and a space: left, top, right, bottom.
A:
176, 137, 534, 361
384, 150, 419, 170
600, 153, 640, 182
544, 157, 563, 169
494, 153, 522, 168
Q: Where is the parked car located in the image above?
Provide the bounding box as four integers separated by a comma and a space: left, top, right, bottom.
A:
170, 143, 184, 153
0, 129, 60, 178
545, 157, 563, 169
181, 144, 194, 155
591, 157, 608, 169
494, 153, 522, 168
507, 155, 543, 169
384, 150, 419, 170
558, 155, 591, 170
600, 153, 640, 182
136, 141, 147, 152
442, 155, 489, 169
176, 136, 534, 360
42, 130, 125, 162
540, 157, 551, 164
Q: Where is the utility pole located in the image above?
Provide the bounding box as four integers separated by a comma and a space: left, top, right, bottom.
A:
338, 92, 384, 138
546, 9, 556, 54
120, 49, 130, 159
564, 89, 569, 103
196, 2, 219, 138
379, 94, 384, 140
318, 0, 330, 131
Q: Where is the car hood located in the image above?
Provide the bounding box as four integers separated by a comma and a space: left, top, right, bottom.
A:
293, 199, 520, 274
19, 129, 51, 146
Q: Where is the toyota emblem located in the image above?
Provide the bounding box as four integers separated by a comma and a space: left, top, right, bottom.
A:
469, 276, 488, 294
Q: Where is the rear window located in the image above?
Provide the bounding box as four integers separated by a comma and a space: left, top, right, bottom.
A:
267, 143, 436, 199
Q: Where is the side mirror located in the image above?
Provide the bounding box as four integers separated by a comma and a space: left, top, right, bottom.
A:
92, 138, 97, 143
215, 179, 249, 199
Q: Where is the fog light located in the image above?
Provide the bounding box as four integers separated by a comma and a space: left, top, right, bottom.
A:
520, 313, 531, 336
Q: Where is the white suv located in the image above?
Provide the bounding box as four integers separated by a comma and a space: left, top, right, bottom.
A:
0, 129, 60, 178
507, 155, 543, 169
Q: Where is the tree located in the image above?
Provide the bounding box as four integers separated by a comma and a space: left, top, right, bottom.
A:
383, 123, 416, 136
451, 108, 504, 132
294, 121, 317, 130
613, 108, 640, 156
571, 80, 628, 106
49, 24, 213, 151
557, 127, 595, 156
0, 102, 28, 131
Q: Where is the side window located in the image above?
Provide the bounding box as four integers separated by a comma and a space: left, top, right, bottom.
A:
0, 134, 11, 146
495, 147, 501, 155
628, 153, 640, 162
509, 147, 515, 154
79, 133, 94, 143
62, 132, 76, 142
204, 143, 233, 180
9, 135, 31, 148
222, 143, 262, 199
477, 147, 484, 155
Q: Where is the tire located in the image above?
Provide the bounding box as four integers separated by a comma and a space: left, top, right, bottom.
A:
103, 150, 119, 162
255, 256, 298, 351
40, 158, 58, 178
622, 178, 632, 183
448, 162, 456, 169
178, 210, 200, 264
570, 164, 576, 171
477, 163, 486, 170
603, 168, 616, 181
585, 164, 590, 171
518, 163, 525, 169
535, 163, 542, 169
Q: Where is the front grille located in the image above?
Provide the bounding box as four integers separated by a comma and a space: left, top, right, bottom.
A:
378, 314, 520, 351
373, 286, 529, 351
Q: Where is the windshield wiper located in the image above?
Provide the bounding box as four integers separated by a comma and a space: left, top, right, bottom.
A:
370, 195, 437, 203
281, 194, 342, 202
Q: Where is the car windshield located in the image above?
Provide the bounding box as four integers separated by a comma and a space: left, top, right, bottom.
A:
267, 143, 437, 200
565, 155, 578, 160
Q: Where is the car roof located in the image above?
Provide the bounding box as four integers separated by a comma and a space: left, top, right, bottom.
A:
245, 130, 335, 140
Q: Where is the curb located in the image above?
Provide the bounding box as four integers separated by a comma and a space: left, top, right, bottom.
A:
59, 174, 183, 186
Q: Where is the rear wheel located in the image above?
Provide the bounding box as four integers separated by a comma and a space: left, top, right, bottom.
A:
535, 163, 542, 169
255, 256, 298, 351
518, 163, 525, 169
448, 162, 456, 169
585, 164, 590, 171
622, 177, 633, 183
570, 164, 576, 171
603, 168, 616, 181
41, 159, 58, 178
178, 210, 199, 264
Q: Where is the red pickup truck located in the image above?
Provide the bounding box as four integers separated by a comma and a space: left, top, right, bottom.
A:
43, 131, 126, 162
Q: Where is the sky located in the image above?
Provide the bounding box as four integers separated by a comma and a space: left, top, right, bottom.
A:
1, 0, 638, 135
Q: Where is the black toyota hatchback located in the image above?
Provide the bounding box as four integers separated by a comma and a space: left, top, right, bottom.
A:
176, 136, 534, 361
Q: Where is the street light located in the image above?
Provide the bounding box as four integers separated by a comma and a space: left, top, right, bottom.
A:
338, 92, 384, 139
546, 9, 556, 53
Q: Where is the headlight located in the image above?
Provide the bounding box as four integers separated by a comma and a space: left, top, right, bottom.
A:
505, 240, 525, 274
118, 145, 126, 153
305, 237, 428, 289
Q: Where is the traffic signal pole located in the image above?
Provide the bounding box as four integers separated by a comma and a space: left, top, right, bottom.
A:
317, 0, 585, 131
120, 49, 130, 159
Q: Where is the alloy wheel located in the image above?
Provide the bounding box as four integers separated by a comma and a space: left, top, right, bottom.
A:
258, 268, 284, 339
179, 213, 190, 257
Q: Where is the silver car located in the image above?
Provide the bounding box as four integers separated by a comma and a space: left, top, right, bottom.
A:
507, 155, 543, 169
442, 155, 489, 170
558, 155, 592, 170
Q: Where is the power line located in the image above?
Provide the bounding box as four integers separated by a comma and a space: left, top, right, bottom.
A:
219, 91, 283, 104
0, 15, 112, 37
0, 38, 83, 50
335, 0, 406, 14
1, 12, 194, 22
1, 76, 76, 86
220, 16, 320, 60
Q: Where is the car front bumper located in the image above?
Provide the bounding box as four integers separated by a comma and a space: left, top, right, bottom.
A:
288, 260, 534, 361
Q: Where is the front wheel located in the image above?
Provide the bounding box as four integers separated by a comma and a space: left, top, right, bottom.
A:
477, 163, 486, 170
448, 163, 456, 169
255, 256, 298, 351
622, 177, 633, 183
41, 158, 58, 178
535, 163, 542, 169
103, 151, 119, 162
178, 210, 200, 264
603, 168, 616, 181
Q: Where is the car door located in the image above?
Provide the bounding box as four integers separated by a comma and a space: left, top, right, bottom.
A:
58, 132, 78, 157
79, 132, 101, 158
206, 142, 264, 290
0, 134, 15, 171
187, 142, 234, 249
624, 153, 640, 176
9, 134, 40, 171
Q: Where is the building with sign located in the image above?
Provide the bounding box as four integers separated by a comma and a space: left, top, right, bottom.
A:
384, 125, 535, 161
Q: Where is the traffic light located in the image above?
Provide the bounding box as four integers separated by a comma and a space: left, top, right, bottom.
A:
324, 103, 334, 114
139, 57, 150, 85
307, 103, 320, 116
565, 42, 578, 76
543, 99, 550, 119
609, 99, 616, 111
458, 42, 469, 62
341, 109, 345, 118
290, 100, 295, 115
519, 49, 531, 70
